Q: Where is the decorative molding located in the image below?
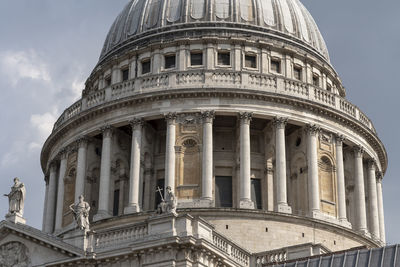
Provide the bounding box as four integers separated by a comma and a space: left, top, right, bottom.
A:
76, 136, 89, 148
353, 145, 365, 158
335, 134, 346, 145
201, 110, 215, 123
100, 125, 114, 138
239, 112, 253, 124
368, 159, 377, 171
273, 117, 288, 129
40, 89, 388, 176
376, 171, 383, 182
305, 123, 320, 136
129, 118, 144, 130
165, 112, 177, 124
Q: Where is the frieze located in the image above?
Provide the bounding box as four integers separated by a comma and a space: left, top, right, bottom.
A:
41, 90, 387, 176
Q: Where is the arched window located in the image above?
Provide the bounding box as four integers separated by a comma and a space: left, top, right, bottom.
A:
319, 156, 337, 217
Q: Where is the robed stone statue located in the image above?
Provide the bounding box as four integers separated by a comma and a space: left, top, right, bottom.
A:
156, 186, 177, 215
69, 195, 90, 231
4, 178, 26, 217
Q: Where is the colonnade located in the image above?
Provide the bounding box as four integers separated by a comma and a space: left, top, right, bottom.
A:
42, 113, 386, 244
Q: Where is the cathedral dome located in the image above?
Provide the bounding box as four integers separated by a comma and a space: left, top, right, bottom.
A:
100, 0, 329, 62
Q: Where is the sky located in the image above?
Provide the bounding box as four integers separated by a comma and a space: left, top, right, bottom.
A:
0, 0, 399, 245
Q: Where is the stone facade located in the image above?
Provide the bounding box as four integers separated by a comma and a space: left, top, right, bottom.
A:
0, 0, 389, 266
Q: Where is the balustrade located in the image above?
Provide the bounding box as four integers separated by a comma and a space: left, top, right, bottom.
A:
95, 223, 147, 250
51, 71, 377, 135
212, 231, 250, 266
254, 248, 287, 266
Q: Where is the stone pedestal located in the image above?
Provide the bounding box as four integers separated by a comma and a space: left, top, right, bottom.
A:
277, 203, 292, 214
5, 213, 26, 224
240, 199, 255, 209
63, 229, 95, 253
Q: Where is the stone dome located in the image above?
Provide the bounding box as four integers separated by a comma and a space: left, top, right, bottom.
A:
100, 0, 329, 62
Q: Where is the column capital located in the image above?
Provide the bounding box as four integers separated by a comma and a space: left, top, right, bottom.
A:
100, 125, 114, 138
49, 161, 58, 173
76, 136, 89, 148
368, 159, 377, 171
335, 134, 346, 145
201, 110, 215, 123
353, 145, 364, 158
165, 112, 177, 124
129, 118, 144, 130
305, 124, 320, 136
57, 147, 68, 160
239, 112, 253, 124
273, 117, 288, 129
376, 171, 383, 182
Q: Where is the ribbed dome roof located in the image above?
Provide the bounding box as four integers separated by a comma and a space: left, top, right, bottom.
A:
100, 0, 329, 62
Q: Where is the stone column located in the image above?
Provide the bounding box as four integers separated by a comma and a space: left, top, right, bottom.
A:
94, 126, 114, 220
306, 124, 320, 218
125, 118, 144, 214
376, 172, 386, 244
55, 149, 68, 231
143, 168, 153, 211
354, 146, 368, 234
165, 113, 177, 195
44, 162, 58, 233
42, 178, 49, 231
239, 112, 254, 209
367, 160, 380, 240
201, 111, 215, 205
273, 117, 291, 213
335, 135, 350, 226
75, 137, 88, 203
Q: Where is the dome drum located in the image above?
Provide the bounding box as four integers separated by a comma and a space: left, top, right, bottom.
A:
38, 0, 388, 262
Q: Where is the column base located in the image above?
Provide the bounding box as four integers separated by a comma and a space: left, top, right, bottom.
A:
277, 203, 292, 214
339, 218, 352, 229
5, 213, 26, 224
309, 210, 324, 220
198, 198, 214, 208
357, 228, 371, 238
93, 210, 112, 222
124, 204, 141, 214
239, 199, 255, 209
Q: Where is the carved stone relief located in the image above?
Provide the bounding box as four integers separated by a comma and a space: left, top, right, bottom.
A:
0, 242, 30, 267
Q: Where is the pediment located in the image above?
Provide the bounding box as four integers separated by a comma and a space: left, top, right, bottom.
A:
0, 220, 82, 267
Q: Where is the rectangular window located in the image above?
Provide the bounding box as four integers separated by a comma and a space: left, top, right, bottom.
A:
190, 51, 203, 66
164, 54, 176, 69
142, 59, 151, 74
271, 59, 281, 73
113, 189, 120, 216
245, 54, 257, 68
155, 179, 165, 209
215, 176, 233, 208
218, 51, 230, 66
105, 76, 111, 87
251, 178, 262, 209
326, 83, 332, 92
313, 74, 319, 86
122, 68, 129, 81
293, 66, 302, 80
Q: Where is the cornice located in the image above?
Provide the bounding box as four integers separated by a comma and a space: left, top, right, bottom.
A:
40, 88, 387, 175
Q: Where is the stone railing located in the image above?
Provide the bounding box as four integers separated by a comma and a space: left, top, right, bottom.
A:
254, 248, 288, 266
52, 70, 376, 134
212, 231, 250, 267
95, 223, 147, 250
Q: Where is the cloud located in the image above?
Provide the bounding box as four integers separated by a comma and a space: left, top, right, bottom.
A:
30, 111, 57, 142
0, 50, 51, 86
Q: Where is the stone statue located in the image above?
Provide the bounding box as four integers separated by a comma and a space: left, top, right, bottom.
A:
69, 195, 90, 231
4, 178, 26, 217
156, 186, 177, 215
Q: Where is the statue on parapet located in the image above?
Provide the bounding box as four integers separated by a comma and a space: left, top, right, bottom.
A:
4, 177, 26, 217
69, 195, 90, 231
156, 186, 177, 215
